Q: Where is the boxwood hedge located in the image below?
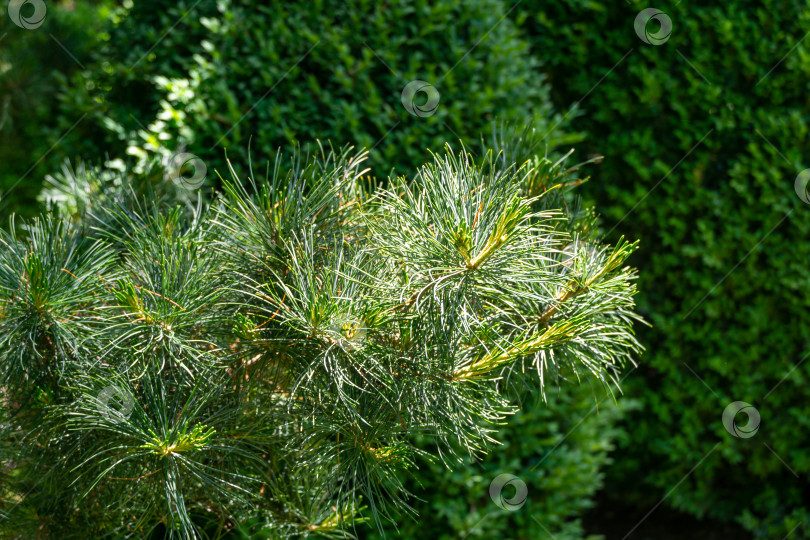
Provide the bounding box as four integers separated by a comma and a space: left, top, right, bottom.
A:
514, 1, 810, 537
54, 0, 575, 182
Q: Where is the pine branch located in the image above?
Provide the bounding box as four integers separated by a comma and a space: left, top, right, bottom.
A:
0, 138, 643, 537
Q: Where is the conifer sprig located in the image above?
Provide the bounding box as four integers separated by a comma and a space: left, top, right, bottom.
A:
0, 140, 643, 538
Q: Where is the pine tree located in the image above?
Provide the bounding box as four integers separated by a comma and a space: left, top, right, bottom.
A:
0, 131, 643, 538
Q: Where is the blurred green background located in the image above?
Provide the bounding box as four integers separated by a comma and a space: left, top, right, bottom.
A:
2, 0, 809, 538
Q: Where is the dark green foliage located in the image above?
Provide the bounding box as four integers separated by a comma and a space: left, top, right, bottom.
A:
10, 0, 804, 535
0, 1, 112, 217
0, 142, 642, 537
54, 0, 574, 184
363, 384, 634, 540
513, 1, 810, 537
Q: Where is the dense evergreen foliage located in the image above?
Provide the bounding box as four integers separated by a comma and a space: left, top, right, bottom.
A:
0, 136, 642, 537
512, 2, 810, 537
50, 0, 572, 188
364, 383, 632, 540
0, 0, 113, 218
2, 0, 807, 537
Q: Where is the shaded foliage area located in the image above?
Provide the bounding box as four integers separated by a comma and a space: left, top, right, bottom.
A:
513, 1, 810, 537
52, 0, 574, 184
0, 0, 113, 217
364, 384, 633, 540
